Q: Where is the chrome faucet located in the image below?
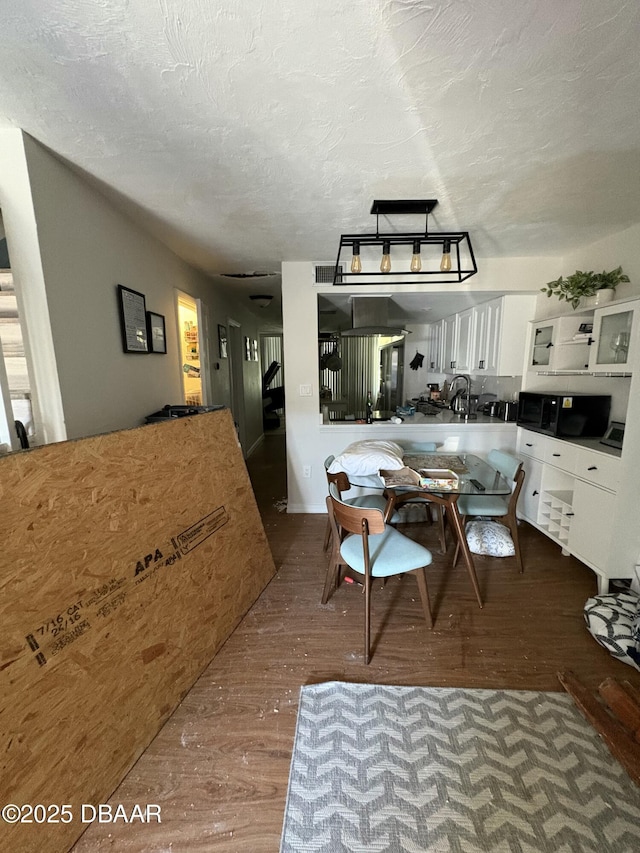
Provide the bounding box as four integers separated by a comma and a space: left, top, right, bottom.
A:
449, 374, 476, 419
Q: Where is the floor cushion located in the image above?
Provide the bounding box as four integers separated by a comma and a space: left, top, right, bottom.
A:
584, 591, 640, 671
466, 519, 515, 557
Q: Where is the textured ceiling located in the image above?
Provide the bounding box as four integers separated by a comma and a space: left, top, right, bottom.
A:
1, 0, 640, 291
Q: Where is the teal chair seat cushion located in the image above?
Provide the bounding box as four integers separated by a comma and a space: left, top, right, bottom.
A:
340, 527, 432, 577
457, 494, 509, 517
344, 494, 401, 523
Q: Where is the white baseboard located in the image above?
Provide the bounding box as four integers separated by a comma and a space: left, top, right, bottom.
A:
246, 434, 265, 458
285, 502, 327, 514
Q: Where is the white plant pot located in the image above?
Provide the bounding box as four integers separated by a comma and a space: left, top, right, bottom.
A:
583, 289, 614, 308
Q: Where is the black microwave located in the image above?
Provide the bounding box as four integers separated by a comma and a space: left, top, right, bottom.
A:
517, 392, 611, 438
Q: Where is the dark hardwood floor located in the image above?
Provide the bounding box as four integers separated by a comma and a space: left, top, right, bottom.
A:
73, 432, 639, 852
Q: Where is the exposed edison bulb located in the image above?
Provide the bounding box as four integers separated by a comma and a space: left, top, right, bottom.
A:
380, 240, 391, 273
350, 241, 362, 273
410, 240, 422, 272
440, 239, 452, 272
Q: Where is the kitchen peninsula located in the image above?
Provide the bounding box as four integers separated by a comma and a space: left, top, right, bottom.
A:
291, 413, 518, 513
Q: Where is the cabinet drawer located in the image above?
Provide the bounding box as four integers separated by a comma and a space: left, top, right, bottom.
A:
574, 448, 620, 491
517, 430, 546, 461
543, 439, 577, 474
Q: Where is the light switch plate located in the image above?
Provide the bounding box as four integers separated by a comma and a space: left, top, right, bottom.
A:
299, 384, 312, 396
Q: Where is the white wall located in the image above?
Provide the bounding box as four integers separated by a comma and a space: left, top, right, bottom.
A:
0, 131, 266, 449
535, 222, 640, 320
282, 257, 560, 512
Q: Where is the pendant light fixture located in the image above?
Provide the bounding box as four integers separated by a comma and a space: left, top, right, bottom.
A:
332, 199, 477, 285
380, 240, 391, 273
440, 239, 452, 272
350, 241, 362, 273
410, 239, 422, 272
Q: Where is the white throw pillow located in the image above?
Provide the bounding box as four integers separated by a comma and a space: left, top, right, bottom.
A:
584, 591, 640, 671
327, 440, 404, 476
465, 520, 515, 557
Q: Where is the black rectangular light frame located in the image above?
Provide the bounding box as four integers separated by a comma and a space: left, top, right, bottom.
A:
332, 232, 477, 285
332, 199, 478, 285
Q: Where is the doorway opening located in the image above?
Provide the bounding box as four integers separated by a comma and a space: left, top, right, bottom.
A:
0, 225, 37, 450
177, 294, 203, 406
260, 333, 285, 432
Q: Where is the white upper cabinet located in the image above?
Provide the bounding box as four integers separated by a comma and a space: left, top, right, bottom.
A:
454, 308, 475, 373
441, 314, 458, 372
527, 298, 639, 375
472, 299, 496, 372
472, 295, 536, 376
527, 315, 591, 373
528, 319, 558, 370
429, 295, 536, 377
427, 319, 442, 372
587, 300, 638, 373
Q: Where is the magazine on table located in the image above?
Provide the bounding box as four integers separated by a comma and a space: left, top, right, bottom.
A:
379, 467, 459, 490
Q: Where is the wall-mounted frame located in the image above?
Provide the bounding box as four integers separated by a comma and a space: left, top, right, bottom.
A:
146, 311, 167, 354
218, 324, 228, 358
251, 339, 259, 362
117, 285, 148, 353
244, 336, 252, 361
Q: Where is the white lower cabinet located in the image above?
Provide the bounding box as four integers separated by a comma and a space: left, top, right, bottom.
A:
567, 480, 615, 576
519, 455, 543, 524
516, 428, 620, 593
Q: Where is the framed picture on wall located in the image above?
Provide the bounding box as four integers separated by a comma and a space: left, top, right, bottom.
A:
244, 336, 252, 361
218, 324, 228, 358
146, 311, 167, 354
117, 284, 148, 353
252, 339, 259, 361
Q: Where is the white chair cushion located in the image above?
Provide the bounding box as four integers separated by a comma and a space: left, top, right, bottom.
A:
327, 440, 404, 476
466, 520, 515, 557
584, 591, 640, 671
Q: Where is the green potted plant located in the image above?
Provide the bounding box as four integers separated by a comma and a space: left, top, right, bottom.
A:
541, 266, 629, 310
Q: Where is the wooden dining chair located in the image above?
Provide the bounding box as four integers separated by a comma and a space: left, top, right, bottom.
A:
322, 483, 434, 664
453, 449, 526, 572
322, 455, 400, 551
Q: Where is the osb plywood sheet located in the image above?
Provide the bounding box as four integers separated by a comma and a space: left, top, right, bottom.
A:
0, 409, 276, 853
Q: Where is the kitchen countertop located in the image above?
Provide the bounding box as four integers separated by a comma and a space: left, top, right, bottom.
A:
567, 438, 621, 458
324, 411, 515, 427
518, 430, 622, 459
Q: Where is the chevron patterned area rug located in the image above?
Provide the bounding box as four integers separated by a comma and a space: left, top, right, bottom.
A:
280, 682, 640, 852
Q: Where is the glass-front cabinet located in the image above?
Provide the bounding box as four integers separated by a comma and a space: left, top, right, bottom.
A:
527, 300, 639, 375
589, 301, 638, 373
529, 321, 556, 369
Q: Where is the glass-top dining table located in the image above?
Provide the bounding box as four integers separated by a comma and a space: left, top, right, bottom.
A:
347, 452, 513, 609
